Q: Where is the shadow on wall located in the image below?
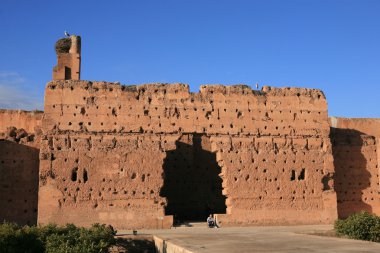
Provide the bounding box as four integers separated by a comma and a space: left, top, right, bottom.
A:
331, 128, 372, 219
0, 140, 39, 225
160, 134, 226, 222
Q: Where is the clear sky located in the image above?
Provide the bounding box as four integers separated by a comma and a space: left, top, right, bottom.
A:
0, 0, 379, 117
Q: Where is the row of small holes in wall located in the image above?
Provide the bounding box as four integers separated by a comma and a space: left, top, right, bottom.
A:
230, 167, 306, 182
100, 109, 324, 122
262, 121, 317, 130
63, 118, 321, 130
101, 188, 155, 197
67, 121, 118, 126
164, 121, 317, 133
336, 190, 377, 195
295, 92, 322, 99
339, 174, 374, 182
336, 181, 372, 187
63, 187, 155, 196
61, 188, 157, 203
5, 198, 37, 213
255, 194, 314, 201
54, 86, 114, 92
337, 197, 375, 202
1, 160, 25, 164
68, 111, 323, 122
2, 184, 34, 195
59, 125, 319, 137
141, 107, 323, 115
51, 104, 322, 116
229, 158, 316, 165
336, 181, 374, 187
97, 198, 166, 209
218, 109, 322, 116
234, 175, 278, 182
1, 150, 32, 156
266, 158, 317, 164
139, 87, 176, 94
231, 168, 306, 182
226, 143, 318, 151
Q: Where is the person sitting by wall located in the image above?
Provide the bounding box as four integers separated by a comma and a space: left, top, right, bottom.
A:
207, 214, 218, 228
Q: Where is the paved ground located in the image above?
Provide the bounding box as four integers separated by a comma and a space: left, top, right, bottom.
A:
119, 224, 380, 253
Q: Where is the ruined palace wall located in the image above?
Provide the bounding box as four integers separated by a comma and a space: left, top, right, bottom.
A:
330, 117, 380, 218
330, 117, 380, 138
39, 80, 337, 229
0, 110, 42, 225
42, 82, 329, 136
0, 110, 43, 133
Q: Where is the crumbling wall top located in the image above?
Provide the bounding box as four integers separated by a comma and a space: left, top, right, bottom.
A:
46, 80, 325, 98
0, 109, 43, 134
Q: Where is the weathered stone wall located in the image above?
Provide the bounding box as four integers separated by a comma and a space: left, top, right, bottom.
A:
0, 110, 42, 225
0, 109, 43, 133
330, 117, 380, 218
1, 82, 379, 229
38, 80, 337, 229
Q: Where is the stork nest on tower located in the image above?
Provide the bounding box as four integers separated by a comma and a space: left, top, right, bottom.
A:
55, 38, 71, 54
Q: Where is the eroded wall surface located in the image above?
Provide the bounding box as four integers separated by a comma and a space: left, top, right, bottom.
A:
330, 117, 380, 218
38, 80, 337, 229
0, 110, 42, 225
0, 109, 43, 133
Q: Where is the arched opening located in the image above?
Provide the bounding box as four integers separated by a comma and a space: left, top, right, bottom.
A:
160, 134, 226, 222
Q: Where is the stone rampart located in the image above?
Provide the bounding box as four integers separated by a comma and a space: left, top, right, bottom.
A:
38, 80, 337, 229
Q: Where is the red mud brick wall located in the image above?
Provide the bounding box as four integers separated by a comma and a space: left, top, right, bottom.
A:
38, 80, 337, 229
0, 109, 43, 133
0, 110, 42, 225
330, 117, 380, 218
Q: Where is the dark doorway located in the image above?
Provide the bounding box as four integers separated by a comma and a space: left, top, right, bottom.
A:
64, 66, 71, 80
160, 134, 226, 221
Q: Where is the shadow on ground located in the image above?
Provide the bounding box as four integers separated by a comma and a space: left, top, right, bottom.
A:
110, 236, 154, 253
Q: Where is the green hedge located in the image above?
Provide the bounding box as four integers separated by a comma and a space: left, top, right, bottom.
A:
0, 222, 116, 253
335, 211, 380, 242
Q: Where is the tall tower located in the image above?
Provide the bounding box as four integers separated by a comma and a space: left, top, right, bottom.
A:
53, 35, 81, 80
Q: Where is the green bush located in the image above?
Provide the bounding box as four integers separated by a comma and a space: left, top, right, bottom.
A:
0, 222, 116, 253
0, 222, 20, 253
0, 222, 44, 253
335, 211, 380, 242
45, 223, 115, 253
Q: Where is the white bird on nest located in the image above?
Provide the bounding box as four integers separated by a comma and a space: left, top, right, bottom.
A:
64, 30, 70, 37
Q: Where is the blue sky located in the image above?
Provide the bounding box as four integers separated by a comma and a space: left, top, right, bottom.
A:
0, 0, 379, 117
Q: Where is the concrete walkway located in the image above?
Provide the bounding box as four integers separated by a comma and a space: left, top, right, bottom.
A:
120, 225, 380, 253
